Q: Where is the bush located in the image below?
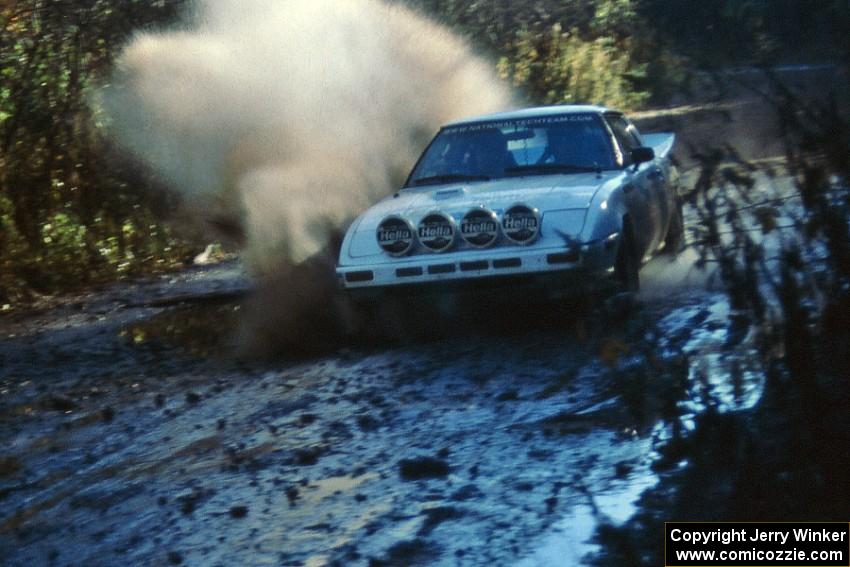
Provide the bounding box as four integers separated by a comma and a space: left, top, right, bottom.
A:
497, 24, 650, 110
0, 1, 192, 306
406, 0, 686, 109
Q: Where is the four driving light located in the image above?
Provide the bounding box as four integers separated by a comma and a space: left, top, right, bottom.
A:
377, 204, 541, 255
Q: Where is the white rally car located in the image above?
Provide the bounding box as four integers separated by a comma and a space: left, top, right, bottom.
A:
336, 105, 681, 296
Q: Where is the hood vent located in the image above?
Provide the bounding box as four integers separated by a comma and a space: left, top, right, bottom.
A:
433, 187, 464, 200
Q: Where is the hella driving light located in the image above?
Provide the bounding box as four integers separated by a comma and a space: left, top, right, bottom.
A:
418, 211, 456, 252
501, 203, 541, 244
460, 207, 500, 248
376, 215, 415, 256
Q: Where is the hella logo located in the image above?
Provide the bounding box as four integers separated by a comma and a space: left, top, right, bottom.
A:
418, 211, 455, 252
502, 203, 540, 244
376, 216, 415, 256
460, 208, 499, 248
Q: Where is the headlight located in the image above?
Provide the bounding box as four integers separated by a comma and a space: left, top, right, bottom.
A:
376, 215, 415, 256
417, 211, 456, 252
460, 207, 499, 248
501, 203, 540, 245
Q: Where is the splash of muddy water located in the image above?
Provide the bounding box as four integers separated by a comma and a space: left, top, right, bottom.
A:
98, 0, 513, 352
101, 0, 512, 270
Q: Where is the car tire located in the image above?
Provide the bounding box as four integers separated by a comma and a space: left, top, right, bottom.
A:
663, 196, 685, 255
615, 218, 640, 292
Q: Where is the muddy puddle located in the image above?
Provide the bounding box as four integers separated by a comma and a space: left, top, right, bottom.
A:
119, 302, 243, 359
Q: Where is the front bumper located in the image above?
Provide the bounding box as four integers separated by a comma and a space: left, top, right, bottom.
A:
336, 234, 620, 292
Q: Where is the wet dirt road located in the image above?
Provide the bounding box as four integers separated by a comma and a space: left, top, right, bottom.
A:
0, 255, 758, 567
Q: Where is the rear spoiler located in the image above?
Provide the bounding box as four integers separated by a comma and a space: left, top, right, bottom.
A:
641, 132, 675, 159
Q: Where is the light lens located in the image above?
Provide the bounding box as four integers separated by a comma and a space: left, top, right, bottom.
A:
376, 216, 415, 256
417, 211, 456, 252
460, 207, 500, 248
501, 203, 540, 244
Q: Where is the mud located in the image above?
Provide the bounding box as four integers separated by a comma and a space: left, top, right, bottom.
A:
0, 250, 763, 566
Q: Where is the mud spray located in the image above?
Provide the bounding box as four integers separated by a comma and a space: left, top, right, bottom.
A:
100, 0, 514, 354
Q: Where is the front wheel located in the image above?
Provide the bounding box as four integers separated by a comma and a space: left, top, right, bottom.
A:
614, 220, 640, 292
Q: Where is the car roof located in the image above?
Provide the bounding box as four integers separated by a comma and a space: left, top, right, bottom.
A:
442, 105, 612, 127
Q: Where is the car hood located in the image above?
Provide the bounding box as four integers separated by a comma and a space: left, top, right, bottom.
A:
355, 172, 615, 230
340, 172, 625, 262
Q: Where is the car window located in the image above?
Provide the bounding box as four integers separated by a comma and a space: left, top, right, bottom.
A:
605, 113, 643, 166
407, 114, 617, 186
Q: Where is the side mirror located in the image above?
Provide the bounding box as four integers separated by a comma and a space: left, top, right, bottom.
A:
631, 146, 655, 165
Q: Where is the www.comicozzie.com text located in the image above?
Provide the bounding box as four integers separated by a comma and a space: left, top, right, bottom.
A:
670, 527, 847, 546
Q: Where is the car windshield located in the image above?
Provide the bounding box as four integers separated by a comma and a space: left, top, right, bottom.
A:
406, 113, 617, 187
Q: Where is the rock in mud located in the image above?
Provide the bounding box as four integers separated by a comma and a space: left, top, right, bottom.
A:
372, 538, 436, 566
285, 486, 299, 505
176, 488, 214, 515
0, 456, 22, 477
398, 457, 450, 481
229, 505, 248, 518
298, 413, 317, 425
42, 395, 76, 412
356, 414, 381, 431
615, 461, 633, 478
293, 447, 323, 466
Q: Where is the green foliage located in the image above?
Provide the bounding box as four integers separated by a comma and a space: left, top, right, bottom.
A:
0, 0, 191, 305
589, 0, 637, 37
0, 193, 28, 304
39, 212, 89, 281
497, 24, 650, 110
406, 0, 685, 108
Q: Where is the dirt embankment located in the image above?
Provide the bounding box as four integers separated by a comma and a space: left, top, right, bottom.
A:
633, 65, 843, 166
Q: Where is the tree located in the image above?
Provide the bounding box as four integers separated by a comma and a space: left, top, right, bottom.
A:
0, 0, 190, 303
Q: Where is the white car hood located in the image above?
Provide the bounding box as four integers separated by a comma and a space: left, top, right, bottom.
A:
357, 172, 612, 230
342, 172, 622, 262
